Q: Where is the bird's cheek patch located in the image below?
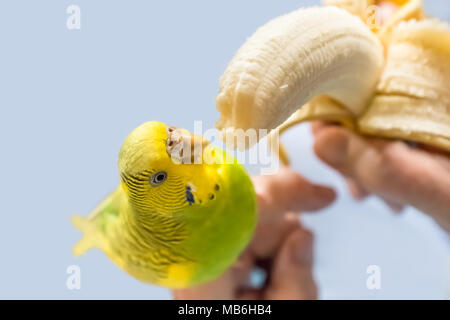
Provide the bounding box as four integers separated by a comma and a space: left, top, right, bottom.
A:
161, 263, 195, 288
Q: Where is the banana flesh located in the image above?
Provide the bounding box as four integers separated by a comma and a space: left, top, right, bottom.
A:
215, 6, 384, 148
323, 0, 424, 41
215, 0, 450, 163
324, 0, 376, 21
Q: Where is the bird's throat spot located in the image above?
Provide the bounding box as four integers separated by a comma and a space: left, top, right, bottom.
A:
185, 186, 195, 206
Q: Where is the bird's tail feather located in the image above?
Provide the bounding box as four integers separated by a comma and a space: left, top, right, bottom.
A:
71, 216, 102, 256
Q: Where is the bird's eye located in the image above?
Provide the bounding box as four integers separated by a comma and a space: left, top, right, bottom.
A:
150, 171, 168, 186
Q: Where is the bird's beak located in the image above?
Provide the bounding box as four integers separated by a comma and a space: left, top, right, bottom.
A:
166, 126, 210, 164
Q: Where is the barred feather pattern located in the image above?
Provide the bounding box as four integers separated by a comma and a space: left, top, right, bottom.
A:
115, 170, 193, 281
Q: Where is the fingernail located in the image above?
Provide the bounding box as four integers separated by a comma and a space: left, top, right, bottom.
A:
316, 186, 337, 203
347, 180, 369, 200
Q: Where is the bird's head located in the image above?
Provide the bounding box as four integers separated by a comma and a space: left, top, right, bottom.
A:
118, 121, 211, 214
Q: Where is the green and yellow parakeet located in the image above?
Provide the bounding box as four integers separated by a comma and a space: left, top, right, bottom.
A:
71, 121, 257, 288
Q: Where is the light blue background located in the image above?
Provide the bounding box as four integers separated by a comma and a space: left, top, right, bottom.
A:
0, 0, 448, 299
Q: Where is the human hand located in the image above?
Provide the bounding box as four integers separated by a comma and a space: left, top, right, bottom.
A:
173, 168, 336, 299
312, 122, 450, 233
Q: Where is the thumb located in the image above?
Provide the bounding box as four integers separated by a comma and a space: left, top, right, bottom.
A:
264, 228, 318, 300
252, 167, 336, 218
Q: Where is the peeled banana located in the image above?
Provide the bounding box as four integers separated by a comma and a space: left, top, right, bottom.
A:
215, 0, 450, 163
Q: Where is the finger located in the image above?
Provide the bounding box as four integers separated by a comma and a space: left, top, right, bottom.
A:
346, 177, 404, 212
314, 126, 450, 231
346, 178, 370, 200
311, 121, 336, 136
172, 270, 235, 300
249, 212, 302, 259
314, 126, 386, 180
311, 121, 328, 136
420, 143, 450, 158
380, 197, 404, 213
252, 167, 336, 218
237, 288, 262, 300
264, 227, 318, 300
346, 177, 403, 212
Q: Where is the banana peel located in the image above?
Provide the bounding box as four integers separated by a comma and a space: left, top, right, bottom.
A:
360, 18, 450, 151
215, 0, 450, 165
276, 0, 450, 163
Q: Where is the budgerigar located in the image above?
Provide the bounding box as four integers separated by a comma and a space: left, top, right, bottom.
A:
72, 121, 257, 288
